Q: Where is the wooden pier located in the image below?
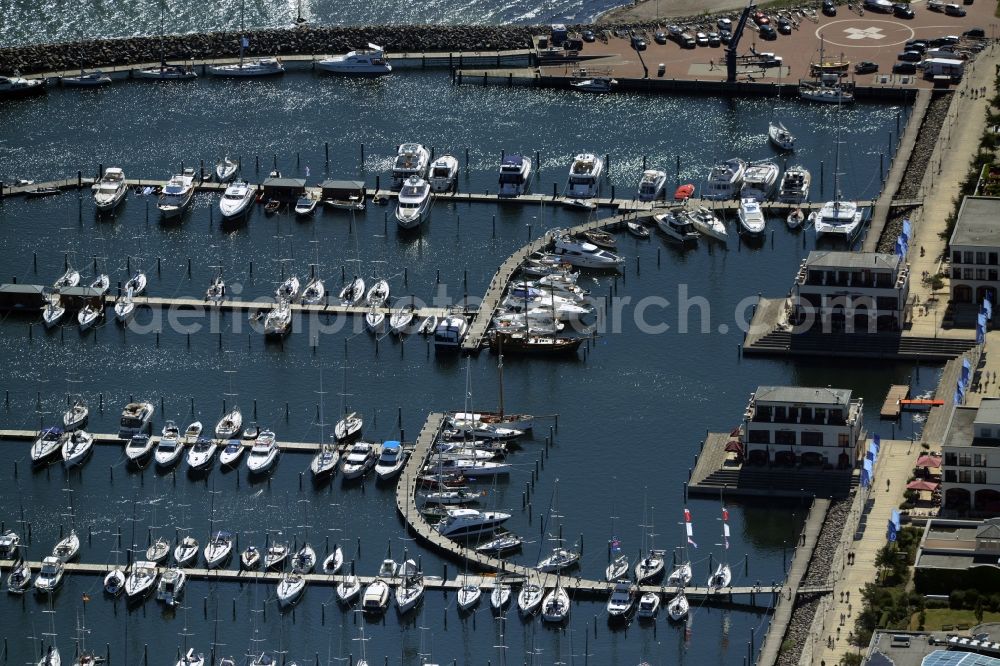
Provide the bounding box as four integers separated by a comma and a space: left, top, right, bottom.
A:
880, 385, 911, 419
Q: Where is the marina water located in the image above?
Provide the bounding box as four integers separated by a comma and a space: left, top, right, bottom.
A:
0, 72, 931, 664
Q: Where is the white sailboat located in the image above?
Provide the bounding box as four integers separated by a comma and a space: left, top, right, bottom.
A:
707, 502, 732, 590
208, 1, 284, 77
634, 502, 665, 584
811, 99, 864, 240
667, 507, 695, 587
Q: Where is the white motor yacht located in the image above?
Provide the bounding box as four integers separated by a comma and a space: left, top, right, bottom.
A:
219, 439, 245, 467
394, 176, 431, 229
428, 155, 459, 193
93, 167, 128, 211
0, 74, 45, 98
798, 81, 854, 104
738, 198, 766, 235
433, 315, 468, 349
125, 434, 154, 463
812, 198, 864, 239
569, 77, 616, 92
637, 592, 661, 618
703, 157, 746, 200
778, 166, 811, 203
31, 427, 64, 465
686, 207, 728, 242
606, 581, 636, 619
551, 236, 623, 269
156, 567, 186, 606
61, 429, 93, 467
184, 421, 203, 444
340, 442, 377, 479
637, 169, 667, 202
362, 578, 390, 614
125, 561, 158, 600
294, 196, 317, 216
245, 429, 279, 474
219, 181, 255, 220
541, 585, 570, 623
186, 438, 217, 470
118, 401, 154, 439
374, 440, 407, 480
498, 154, 532, 198
203, 531, 233, 569
435, 508, 510, 538
667, 590, 689, 620
768, 120, 795, 151
787, 208, 805, 229
316, 44, 392, 75
158, 169, 195, 219
564, 153, 603, 199
215, 407, 243, 439
34, 557, 65, 593
391, 143, 430, 188
655, 211, 700, 243
740, 161, 780, 201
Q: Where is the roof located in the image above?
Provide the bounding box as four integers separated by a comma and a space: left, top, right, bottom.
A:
923, 651, 1000, 665
754, 386, 852, 405
977, 518, 1000, 540
319, 179, 365, 190
951, 197, 1000, 248
502, 154, 525, 165
975, 399, 1000, 427
262, 177, 306, 188
382, 440, 400, 450
804, 250, 901, 271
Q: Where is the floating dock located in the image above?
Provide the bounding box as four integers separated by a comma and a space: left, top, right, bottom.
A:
880, 385, 911, 419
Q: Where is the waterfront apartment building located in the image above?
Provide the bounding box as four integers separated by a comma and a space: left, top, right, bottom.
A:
742, 386, 865, 469
789, 251, 910, 332
942, 398, 1000, 515
949, 196, 1000, 306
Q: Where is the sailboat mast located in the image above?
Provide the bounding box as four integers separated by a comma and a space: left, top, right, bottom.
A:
497, 351, 505, 418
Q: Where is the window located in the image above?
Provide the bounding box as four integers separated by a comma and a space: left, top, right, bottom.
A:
801, 432, 824, 447
945, 452, 958, 466
945, 469, 957, 483
977, 269, 987, 281
953, 266, 963, 279
959, 454, 972, 467
975, 470, 988, 484
990, 252, 998, 266
748, 429, 769, 444
953, 251, 963, 264
977, 252, 987, 265
775, 431, 796, 446
965, 268, 976, 280
838, 433, 850, 447
774, 406, 787, 422
975, 453, 988, 467
966, 251, 975, 264
982, 429, 993, 439
991, 270, 999, 282
959, 470, 972, 483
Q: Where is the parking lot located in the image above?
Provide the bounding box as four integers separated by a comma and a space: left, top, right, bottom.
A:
541, 1, 998, 89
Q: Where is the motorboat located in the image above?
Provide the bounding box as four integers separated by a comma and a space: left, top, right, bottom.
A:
265, 543, 290, 570
215, 157, 239, 183
135, 63, 197, 80
389, 303, 416, 335
362, 578, 391, 614
277, 573, 306, 607
114, 291, 136, 323
637, 592, 661, 619
778, 167, 811, 204
62, 70, 112, 87
685, 207, 728, 242
340, 441, 377, 479
579, 229, 616, 250
606, 581, 635, 619
158, 169, 196, 220
812, 198, 864, 239
517, 579, 544, 616
275, 276, 300, 302
93, 167, 128, 211
125, 434, 155, 463
125, 561, 158, 600
187, 437, 217, 470
174, 536, 199, 566
498, 154, 532, 198
787, 208, 805, 229
433, 315, 468, 349
125, 270, 147, 296
203, 531, 233, 569
215, 407, 243, 439
635, 549, 666, 584
6, 560, 31, 593
334, 412, 363, 441
54, 269, 80, 289
294, 196, 318, 217
291, 544, 316, 574
457, 580, 482, 610
336, 573, 361, 604
395, 568, 424, 614
246, 429, 279, 474
703, 157, 746, 200
394, 176, 431, 229
118, 402, 153, 440
241, 546, 261, 570
365, 279, 390, 306
63, 399, 88, 431
301, 278, 325, 305
428, 155, 459, 193
655, 211, 700, 243
417, 315, 438, 336
475, 532, 523, 554
34, 556, 65, 593
263, 300, 292, 337
217, 439, 244, 467
61, 430, 93, 467
738, 198, 766, 235
740, 161, 780, 201
0, 531, 20, 558
184, 421, 203, 444
209, 57, 284, 77
564, 153, 603, 199
310, 443, 340, 479
425, 457, 511, 477
339, 277, 365, 305
31, 427, 64, 465
391, 143, 430, 188
322, 546, 343, 574
569, 77, 616, 92
42, 295, 66, 328
551, 236, 623, 269
156, 567, 186, 606
374, 440, 407, 480
637, 169, 667, 202
315, 44, 392, 75
537, 547, 579, 573
243, 422, 260, 441
768, 120, 795, 151
219, 181, 255, 219
435, 508, 510, 538
206, 276, 226, 303
0, 74, 45, 99
104, 568, 125, 596
668, 561, 693, 587
77, 302, 102, 331
264, 200, 280, 215
490, 581, 512, 612
88, 274, 110, 294
667, 591, 689, 620
541, 584, 570, 623
606, 553, 629, 581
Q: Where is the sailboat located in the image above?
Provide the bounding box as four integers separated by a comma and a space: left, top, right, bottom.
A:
310, 374, 339, 479
516, 575, 544, 616
334, 366, 363, 441
767, 68, 795, 151
707, 501, 732, 590
605, 504, 628, 582
810, 96, 865, 240
208, 0, 284, 77
799, 37, 854, 104
39, 602, 60, 666
70, 601, 100, 666
667, 507, 695, 587
394, 558, 424, 614
536, 480, 579, 572
135, 9, 197, 80
634, 502, 666, 584
540, 572, 570, 623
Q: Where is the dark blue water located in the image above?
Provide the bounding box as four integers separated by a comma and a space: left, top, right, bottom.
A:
0, 71, 932, 665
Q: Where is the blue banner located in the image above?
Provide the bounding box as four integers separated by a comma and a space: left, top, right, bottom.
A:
963, 359, 972, 385
902, 219, 912, 239
978, 321, 986, 344
887, 519, 898, 542
987, 299, 994, 320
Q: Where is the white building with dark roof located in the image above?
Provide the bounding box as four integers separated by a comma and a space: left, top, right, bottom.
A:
949, 196, 1000, 307
942, 398, 1000, 514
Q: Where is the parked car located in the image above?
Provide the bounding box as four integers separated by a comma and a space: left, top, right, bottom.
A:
822, 0, 837, 15
905, 39, 928, 52
717, 17, 733, 31
892, 62, 917, 74
759, 24, 777, 40
653, 31, 667, 44
753, 10, 770, 24
708, 32, 721, 46
945, 3, 967, 15
964, 27, 986, 38
927, 0, 944, 10
854, 60, 879, 74
695, 32, 709, 46
897, 50, 923, 62
720, 30, 733, 44
893, 3, 915, 17
667, 24, 683, 36
930, 35, 960, 46
777, 17, 793, 34
582, 30, 596, 42
631, 35, 647, 50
